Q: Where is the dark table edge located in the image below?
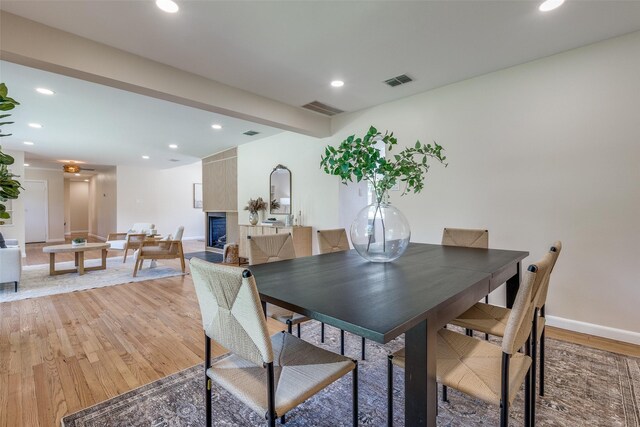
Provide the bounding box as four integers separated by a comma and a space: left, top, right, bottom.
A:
257, 247, 529, 344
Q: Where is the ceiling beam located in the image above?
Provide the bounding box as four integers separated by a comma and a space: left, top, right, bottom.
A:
0, 11, 331, 138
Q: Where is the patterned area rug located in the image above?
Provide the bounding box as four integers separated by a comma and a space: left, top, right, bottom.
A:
62, 322, 640, 426
0, 257, 187, 302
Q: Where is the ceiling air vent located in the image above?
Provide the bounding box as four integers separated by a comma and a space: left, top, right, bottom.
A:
302, 101, 344, 116
384, 74, 413, 87
243, 130, 260, 136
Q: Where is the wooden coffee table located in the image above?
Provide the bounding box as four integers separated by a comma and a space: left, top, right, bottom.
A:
42, 243, 111, 276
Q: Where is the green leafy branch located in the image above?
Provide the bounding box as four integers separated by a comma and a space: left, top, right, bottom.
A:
320, 126, 447, 204
0, 82, 23, 224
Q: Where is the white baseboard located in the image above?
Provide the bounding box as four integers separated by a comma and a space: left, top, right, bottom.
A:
46, 238, 66, 243
71, 229, 89, 233
546, 315, 640, 346
183, 236, 205, 241
89, 233, 107, 242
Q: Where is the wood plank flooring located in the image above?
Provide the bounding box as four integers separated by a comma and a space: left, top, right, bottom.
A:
1, 237, 637, 426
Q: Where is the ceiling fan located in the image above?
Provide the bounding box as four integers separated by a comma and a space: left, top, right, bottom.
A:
62, 164, 95, 173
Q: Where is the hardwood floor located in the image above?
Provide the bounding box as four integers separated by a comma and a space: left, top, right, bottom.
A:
1, 240, 638, 426
546, 326, 640, 358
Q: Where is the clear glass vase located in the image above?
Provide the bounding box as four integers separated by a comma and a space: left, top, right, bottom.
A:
350, 202, 411, 262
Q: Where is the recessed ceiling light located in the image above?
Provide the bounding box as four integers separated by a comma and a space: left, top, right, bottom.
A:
539, 0, 565, 12
84, 179, 89, 182
28, 123, 43, 129
169, 144, 178, 149
35, 87, 55, 95
24, 163, 30, 167
23, 141, 34, 145
211, 124, 222, 130
142, 155, 150, 159
156, 0, 179, 13
74, 173, 80, 176
331, 80, 345, 88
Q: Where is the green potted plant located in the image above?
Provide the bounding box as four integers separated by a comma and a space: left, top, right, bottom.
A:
0, 83, 23, 225
321, 126, 447, 262
72, 237, 87, 247
244, 197, 267, 225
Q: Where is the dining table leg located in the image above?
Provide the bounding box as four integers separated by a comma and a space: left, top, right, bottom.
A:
506, 261, 521, 309
405, 316, 437, 427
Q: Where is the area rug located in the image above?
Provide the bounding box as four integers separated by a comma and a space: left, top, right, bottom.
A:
0, 257, 187, 302
62, 321, 639, 427
184, 251, 224, 263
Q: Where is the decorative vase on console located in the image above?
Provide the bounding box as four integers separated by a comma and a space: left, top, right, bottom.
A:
321, 126, 448, 263
244, 197, 267, 226
248, 211, 259, 226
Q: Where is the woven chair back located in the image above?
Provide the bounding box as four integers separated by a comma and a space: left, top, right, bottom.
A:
190, 259, 273, 366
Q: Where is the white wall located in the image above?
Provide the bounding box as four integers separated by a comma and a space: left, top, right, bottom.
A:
237, 132, 340, 253
63, 179, 70, 234
69, 181, 89, 232
0, 149, 25, 254
116, 161, 204, 240
24, 168, 65, 241
88, 167, 117, 240
238, 31, 640, 343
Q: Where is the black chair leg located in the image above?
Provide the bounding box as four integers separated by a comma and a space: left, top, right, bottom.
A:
540, 328, 545, 397
500, 353, 510, 427
525, 336, 531, 427
14, 281, 18, 292
297, 323, 301, 337
280, 414, 285, 424
485, 333, 489, 341
387, 357, 393, 427
266, 362, 276, 427
321, 322, 325, 343
466, 328, 473, 337
340, 329, 345, 355
287, 320, 292, 334
353, 360, 359, 427
204, 333, 212, 427
361, 336, 366, 360
206, 380, 212, 426
531, 310, 538, 427
442, 385, 448, 402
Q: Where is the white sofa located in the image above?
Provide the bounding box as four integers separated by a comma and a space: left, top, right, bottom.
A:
0, 239, 21, 292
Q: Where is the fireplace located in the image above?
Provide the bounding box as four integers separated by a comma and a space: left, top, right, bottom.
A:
208, 212, 227, 250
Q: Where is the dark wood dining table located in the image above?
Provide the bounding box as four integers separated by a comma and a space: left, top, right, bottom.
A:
249, 242, 528, 426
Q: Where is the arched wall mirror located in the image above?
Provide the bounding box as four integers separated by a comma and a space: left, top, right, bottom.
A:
269, 164, 292, 214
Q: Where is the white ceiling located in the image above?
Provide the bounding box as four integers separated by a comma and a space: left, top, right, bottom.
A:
0, 61, 282, 169
1, 1, 640, 170
2, 1, 640, 115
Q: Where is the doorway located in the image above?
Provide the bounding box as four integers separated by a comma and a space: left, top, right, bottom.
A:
24, 180, 48, 243
67, 180, 90, 234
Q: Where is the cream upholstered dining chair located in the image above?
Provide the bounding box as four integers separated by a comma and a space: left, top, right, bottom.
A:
533, 242, 561, 399
131, 226, 186, 277
450, 243, 561, 401
317, 228, 351, 253
452, 241, 562, 422
316, 229, 367, 360
442, 227, 489, 249
190, 259, 358, 427
442, 227, 489, 303
387, 260, 546, 427
248, 233, 311, 337
106, 222, 155, 262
